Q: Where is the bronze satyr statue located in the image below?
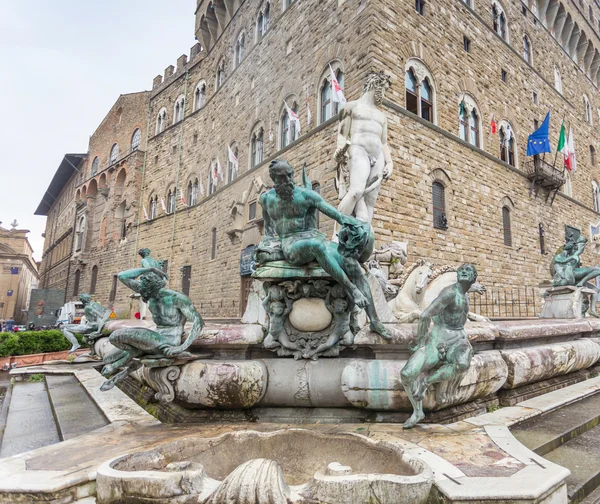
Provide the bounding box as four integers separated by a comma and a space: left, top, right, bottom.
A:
257, 159, 390, 340
61, 293, 111, 353
401, 263, 478, 429
99, 266, 204, 391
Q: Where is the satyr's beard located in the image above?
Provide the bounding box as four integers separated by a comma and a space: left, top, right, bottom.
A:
275, 180, 294, 201
139, 284, 161, 303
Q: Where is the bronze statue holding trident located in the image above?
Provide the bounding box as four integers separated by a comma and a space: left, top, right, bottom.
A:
401, 264, 478, 429
257, 159, 391, 339
99, 266, 205, 391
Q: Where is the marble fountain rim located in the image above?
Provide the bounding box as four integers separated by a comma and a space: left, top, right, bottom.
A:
97, 428, 434, 487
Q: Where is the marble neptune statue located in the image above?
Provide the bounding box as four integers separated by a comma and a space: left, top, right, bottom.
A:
401, 263, 478, 429
335, 71, 393, 226
256, 159, 391, 339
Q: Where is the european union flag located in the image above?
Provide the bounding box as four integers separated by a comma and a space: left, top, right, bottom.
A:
526, 111, 551, 156
10, 267, 18, 274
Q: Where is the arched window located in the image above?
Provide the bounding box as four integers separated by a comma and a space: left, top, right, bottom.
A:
432, 181, 448, 229
228, 143, 239, 182
405, 63, 435, 123
187, 178, 199, 206
523, 35, 532, 64
149, 195, 158, 219
75, 215, 86, 252
91, 156, 99, 176
209, 159, 218, 195
211, 227, 217, 259
90, 265, 98, 294
215, 59, 225, 90
194, 82, 206, 111
469, 110, 480, 147
109, 143, 119, 165
173, 95, 185, 124
73, 270, 80, 297
284, 0, 295, 10
502, 206, 512, 246
280, 101, 299, 148
235, 32, 245, 67
492, 3, 508, 40
166, 188, 176, 214
156, 108, 167, 134
554, 66, 562, 93
593, 180, 600, 212
591, 145, 597, 166
499, 122, 515, 166
319, 65, 344, 124
257, 2, 270, 40
251, 128, 264, 168
584, 95, 592, 123
131, 128, 141, 152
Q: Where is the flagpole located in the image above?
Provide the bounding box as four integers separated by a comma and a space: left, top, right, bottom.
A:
552, 115, 566, 169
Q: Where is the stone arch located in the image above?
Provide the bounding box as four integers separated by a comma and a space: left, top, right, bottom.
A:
500, 195, 515, 209
405, 57, 438, 124
81, 185, 87, 200
427, 168, 451, 186
88, 179, 98, 198
76, 189, 81, 202
99, 173, 107, 189
115, 168, 127, 189
456, 91, 485, 150
316, 59, 345, 124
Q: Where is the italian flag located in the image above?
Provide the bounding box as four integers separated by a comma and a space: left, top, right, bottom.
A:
557, 121, 571, 172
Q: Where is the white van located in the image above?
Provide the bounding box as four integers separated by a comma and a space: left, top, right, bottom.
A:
55, 301, 85, 326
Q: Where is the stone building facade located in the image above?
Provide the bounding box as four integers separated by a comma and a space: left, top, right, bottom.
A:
0, 225, 39, 324
37, 92, 150, 315
40, 0, 600, 318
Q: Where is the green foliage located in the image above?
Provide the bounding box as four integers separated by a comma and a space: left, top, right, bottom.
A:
487, 403, 501, 413
27, 374, 45, 383
0, 331, 87, 357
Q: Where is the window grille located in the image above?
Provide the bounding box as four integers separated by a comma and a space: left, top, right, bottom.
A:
432, 182, 447, 229
502, 206, 512, 246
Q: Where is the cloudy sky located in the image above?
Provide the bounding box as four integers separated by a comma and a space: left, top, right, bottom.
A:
0, 0, 195, 260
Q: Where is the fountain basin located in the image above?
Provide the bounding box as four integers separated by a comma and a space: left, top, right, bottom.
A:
96, 429, 433, 503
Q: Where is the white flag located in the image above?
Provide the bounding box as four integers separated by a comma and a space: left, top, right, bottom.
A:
284, 100, 301, 135
505, 124, 512, 143
568, 126, 577, 173
228, 145, 239, 174
217, 157, 224, 181
179, 187, 187, 207
306, 99, 312, 126
143, 206, 149, 221
211, 162, 218, 187
160, 198, 167, 213
329, 64, 346, 104
199, 177, 205, 196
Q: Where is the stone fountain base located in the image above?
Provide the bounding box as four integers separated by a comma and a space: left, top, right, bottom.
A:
96, 429, 433, 504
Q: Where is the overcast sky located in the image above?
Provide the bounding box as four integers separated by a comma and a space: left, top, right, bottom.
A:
0, 0, 195, 261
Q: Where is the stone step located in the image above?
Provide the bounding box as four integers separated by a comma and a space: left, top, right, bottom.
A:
543, 424, 600, 504
45, 374, 108, 441
0, 380, 59, 458
580, 485, 600, 504
511, 391, 600, 456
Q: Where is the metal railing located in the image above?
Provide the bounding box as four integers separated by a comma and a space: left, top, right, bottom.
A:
469, 286, 539, 319
523, 158, 566, 191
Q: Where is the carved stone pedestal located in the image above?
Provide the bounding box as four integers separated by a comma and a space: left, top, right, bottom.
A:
541, 286, 596, 319
252, 261, 358, 360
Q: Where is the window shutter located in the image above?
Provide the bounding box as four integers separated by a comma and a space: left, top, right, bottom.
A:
502, 206, 512, 246
432, 182, 447, 229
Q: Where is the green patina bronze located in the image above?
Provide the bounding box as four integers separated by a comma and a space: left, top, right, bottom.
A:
255, 159, 390, 340
99, 265, 205, 391
401, 263, 478, 429
552, 226, 600, 316
61, 293, 111, 354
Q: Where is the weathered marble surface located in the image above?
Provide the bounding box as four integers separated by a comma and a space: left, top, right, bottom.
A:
540, 286, 596, 319
95, 429, 433, 504
500, 339, 600, 389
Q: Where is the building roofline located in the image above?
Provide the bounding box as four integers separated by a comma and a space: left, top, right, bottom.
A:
34, 153, 87, 216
